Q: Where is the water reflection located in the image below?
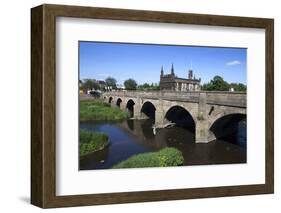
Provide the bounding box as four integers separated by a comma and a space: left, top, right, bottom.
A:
79, 119, 246, 170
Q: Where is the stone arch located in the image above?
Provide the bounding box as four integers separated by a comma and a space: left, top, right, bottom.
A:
164, 105, 195, 132
108, 97, 113, 104
116, 98, 122, 107
163, 101, 198, 124
140, 101, 156, 120
209, 113, 246, 146
126, 99, 135, 117
208, 106, 246, 128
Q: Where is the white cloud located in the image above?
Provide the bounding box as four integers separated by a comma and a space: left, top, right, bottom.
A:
226, 60, 241, 66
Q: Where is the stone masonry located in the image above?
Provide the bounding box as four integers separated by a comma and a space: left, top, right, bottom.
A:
103, 91, 246, 143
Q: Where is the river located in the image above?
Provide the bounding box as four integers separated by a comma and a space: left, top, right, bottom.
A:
79, 119, 246, 170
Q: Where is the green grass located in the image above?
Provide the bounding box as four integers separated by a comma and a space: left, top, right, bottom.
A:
79, 129, 109, 157
112, 147, 184, 169
80, 99, 129, 121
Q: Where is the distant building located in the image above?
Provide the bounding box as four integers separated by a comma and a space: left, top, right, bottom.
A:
159, 64, 201, 91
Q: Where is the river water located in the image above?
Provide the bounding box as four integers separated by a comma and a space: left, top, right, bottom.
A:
79, 119, 246, 170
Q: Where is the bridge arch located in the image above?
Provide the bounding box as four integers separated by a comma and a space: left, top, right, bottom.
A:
126, 99, 135, 117
116, 98, 122, 107
140, 101, 156, 120
164, 105, 195, 132
108, 97, 113, 104
209, 113, 246, 146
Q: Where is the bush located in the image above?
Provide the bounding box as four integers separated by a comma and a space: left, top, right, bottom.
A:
80, 99, 128, 121
80, 129, 109, 156
112, 147, 184, 169
157, 148, 185, 167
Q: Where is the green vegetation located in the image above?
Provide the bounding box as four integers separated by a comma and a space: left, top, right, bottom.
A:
202, 76, 247, 92
80, 77, 117, 93
124, 78, 138, 90
81, 79, 100, 91
80, 129, 109, 156
229, 83, 247, 92
138, 82, 160, 91
80, 100, 129, 121
105, 77, 117, 89
112, 147, 184, 169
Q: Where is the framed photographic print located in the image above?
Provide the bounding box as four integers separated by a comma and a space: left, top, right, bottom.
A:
31, 4, 274, 208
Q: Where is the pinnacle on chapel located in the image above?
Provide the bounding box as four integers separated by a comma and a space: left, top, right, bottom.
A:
171, 63, 175, 75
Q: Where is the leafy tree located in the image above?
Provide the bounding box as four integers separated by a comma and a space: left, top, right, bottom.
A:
138, 83, 150, 90
105, 77, 117, 89
79, 79, 83, 90
138, 82, 160, 91
142, 83, 150, 89
202, 76, 229, 91
82, 79, 100, 91
92, 81, 100, 90
82, 79, 94, 91
82, 79, 100, 90
152, 83, 160, 90
229, 83, 247, 92
124, 78, 137, 90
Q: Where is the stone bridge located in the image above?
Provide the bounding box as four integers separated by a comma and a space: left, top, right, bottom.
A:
102, 91, 246, 143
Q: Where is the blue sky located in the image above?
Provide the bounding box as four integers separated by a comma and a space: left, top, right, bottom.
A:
79, 41, 247, 85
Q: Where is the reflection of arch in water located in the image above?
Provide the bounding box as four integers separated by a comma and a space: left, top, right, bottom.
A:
164, 105, 195, 132
116, 98, 122, 107
210, 113, 246, 146
108, 97, 113, 103
125, 119, 166, 149
140, 119, 155, 139
126, 119, 135, 131
140, 101, 156, 120
126, 99, 135, 117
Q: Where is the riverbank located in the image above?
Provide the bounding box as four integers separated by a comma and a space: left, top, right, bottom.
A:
80, 129, 110, 157
80, 99, 129, 121
112, 147, 184, 169
79, 119, 247, 170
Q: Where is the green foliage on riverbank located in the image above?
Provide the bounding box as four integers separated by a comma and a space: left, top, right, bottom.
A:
202, 75, 247, 92
112, 147, 184, 169
80, 129, 109, 157
80, 99, 129, 121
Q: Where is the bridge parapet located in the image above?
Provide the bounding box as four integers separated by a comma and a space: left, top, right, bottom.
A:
104, 91, 246, 108
206, 92, 246, 108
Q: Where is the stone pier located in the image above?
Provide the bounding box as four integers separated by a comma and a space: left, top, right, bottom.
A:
103, 90, 246, 143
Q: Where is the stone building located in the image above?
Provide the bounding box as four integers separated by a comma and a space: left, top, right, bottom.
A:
159, 64, 201, 91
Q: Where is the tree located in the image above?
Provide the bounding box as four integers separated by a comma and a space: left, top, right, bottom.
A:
79, 80, 83, 90
82, 79, 100, 91
142, 83, 150, 89
138, 83, 150, 90
105, 77, 117, 89
138, 82, 160, 91
151, 83, 160, 90
82, 79, 94, 91
229, 83, 247, 92
202, 76, 229, 91
124, 78, 137, 90
92, 81, 100, 90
